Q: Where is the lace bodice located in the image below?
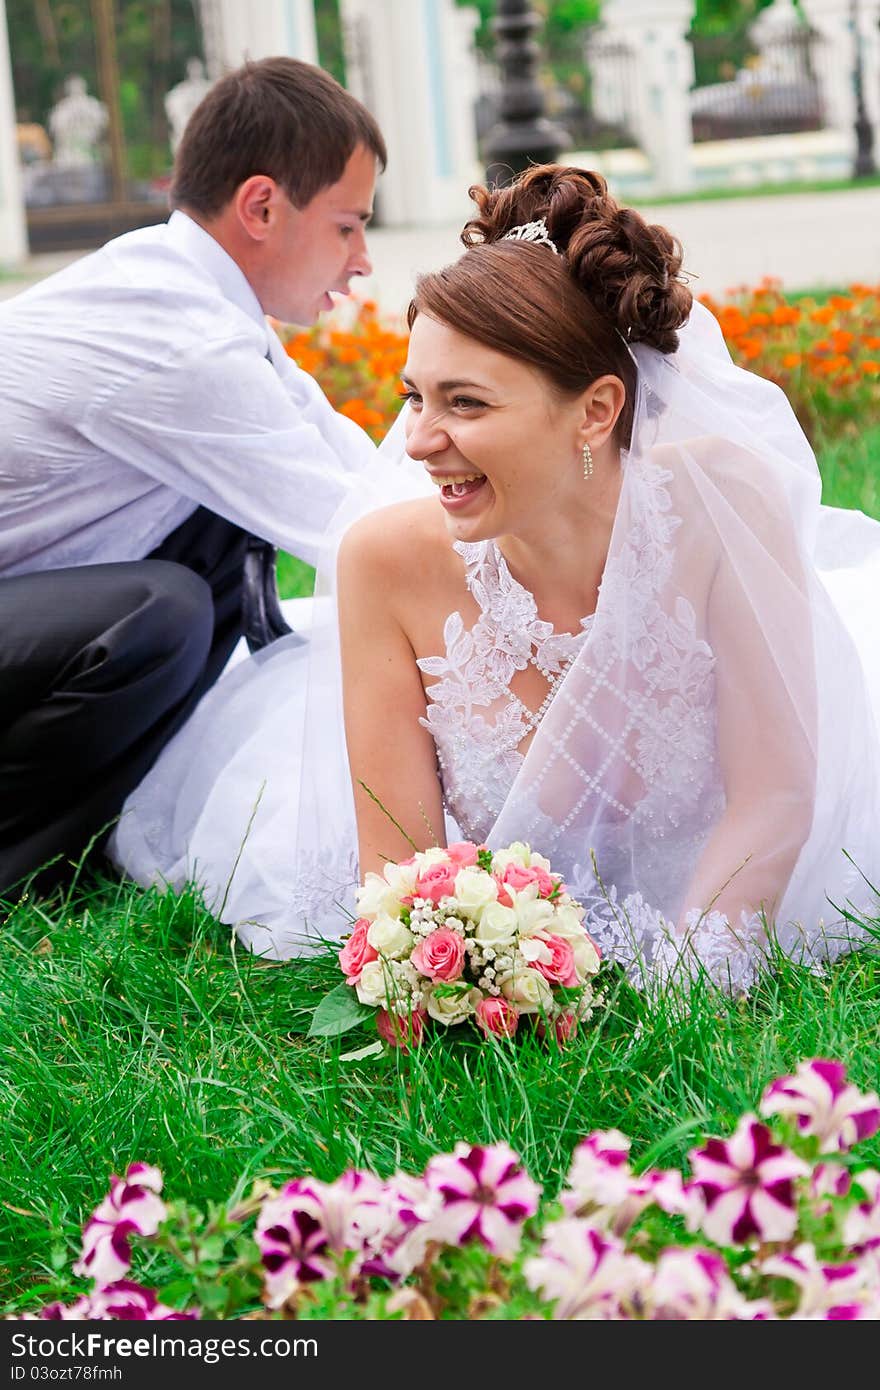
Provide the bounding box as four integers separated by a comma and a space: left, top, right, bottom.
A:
417, 540, 593, 843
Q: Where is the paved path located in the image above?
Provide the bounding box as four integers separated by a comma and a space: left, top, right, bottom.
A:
2, 185, 878, 317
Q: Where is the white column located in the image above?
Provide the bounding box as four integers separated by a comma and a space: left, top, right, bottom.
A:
201, 0, 319, 72
339, 0, 481, 226
0, 0, 27, 265
602, 0, 696, 195
803, 0, 880, 146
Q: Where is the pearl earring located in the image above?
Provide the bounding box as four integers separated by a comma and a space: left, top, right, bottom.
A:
582, 442, 594, 480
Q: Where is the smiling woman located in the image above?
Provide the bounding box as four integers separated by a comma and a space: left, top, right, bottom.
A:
112, 164, 880, 998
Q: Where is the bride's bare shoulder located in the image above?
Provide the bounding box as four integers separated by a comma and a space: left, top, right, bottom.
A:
337, 497, 448, 583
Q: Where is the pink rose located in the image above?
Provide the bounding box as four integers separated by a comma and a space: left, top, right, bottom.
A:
534, 869, 558, 898
377, 1007, 427, 1052
475, 996, 520, 1038
500, 862, 541, 893
411, 928, 466, 982
500, 862, 558, 899
446, 841, 480, 868
414, 861, 458, 905
535, 1011, 579, 1045
338, 918, 378, 984
533, 934, 578, 987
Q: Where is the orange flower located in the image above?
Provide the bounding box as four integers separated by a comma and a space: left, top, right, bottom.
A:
772, 305, 801, 326
861, 360, 880, 376
781, 353, 802, 369
736, 337, 764, 360
829, 295, 855, 312
831, 330, 854, 354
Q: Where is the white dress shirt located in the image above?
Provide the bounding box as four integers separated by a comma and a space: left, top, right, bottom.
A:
0, 211, 377, 575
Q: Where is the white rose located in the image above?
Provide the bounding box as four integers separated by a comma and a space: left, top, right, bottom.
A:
356, 872, 389, 917
490, 842, 532, 874
414, 846, 450, 870
355, 959, 396, 1007
572, 934, 601, 979
453, 867, 498, 919
367, 912, 414, 960
550, 903, 588, 942
497, 966, 554, 1015
474, 901, 519, 949
384, 859, 419, 898
424, 983, 478, 1026
516, 896, 557, 938
356, 873, 404, 919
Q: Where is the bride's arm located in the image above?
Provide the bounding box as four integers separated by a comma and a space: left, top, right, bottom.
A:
676, 463, 817, 939
337, 508, 447, 877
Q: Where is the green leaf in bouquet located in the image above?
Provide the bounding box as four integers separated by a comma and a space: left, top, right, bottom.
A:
553, 985, 587, 1004
307, 983, 374, 1039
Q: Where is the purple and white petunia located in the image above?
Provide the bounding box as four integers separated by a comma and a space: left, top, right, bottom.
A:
524, 1218, 649, 1319
644, 1247, 773, 1321
561, 1130, 634, 1216
561, 1132, 697, 1234
759, 1059, 880, 1155
364, 1172, 443, 1281
423, 1142, 541, 1258
758, 1242, 876, 1320
303, 1169, 393, 1259
687, 1115, 810, 1246
842, 1168, 880, 1252
23, 1281, 197, 1321
255, 1179, 335, 1309
72, 1162, 167, 1288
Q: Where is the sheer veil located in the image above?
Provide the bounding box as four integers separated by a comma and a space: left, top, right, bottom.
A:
292, 297, 880, 992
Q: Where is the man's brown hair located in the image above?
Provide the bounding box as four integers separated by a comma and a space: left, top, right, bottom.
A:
169, 56, 386, 216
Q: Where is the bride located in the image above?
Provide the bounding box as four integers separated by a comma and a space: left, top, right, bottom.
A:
109, 165, 880, 993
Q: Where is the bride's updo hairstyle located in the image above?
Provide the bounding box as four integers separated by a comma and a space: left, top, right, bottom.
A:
407, 165, 693, 445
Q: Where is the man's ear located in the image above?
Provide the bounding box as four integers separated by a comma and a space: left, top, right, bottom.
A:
233, 175, 279, 242
579, 375, 627, 450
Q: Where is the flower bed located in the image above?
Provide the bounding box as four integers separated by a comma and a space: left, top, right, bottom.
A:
275, 299, 408, 444
698, 281, 880, 449
278, 283, 879, 456
12, 1059, 880, 1320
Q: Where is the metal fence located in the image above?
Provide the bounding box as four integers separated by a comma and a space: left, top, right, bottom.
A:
688, 24, 826, 143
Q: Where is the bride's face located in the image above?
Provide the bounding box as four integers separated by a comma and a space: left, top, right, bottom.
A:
402, 314, 592, 543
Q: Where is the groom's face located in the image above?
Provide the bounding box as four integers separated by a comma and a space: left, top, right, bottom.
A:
261, 143, 377, 325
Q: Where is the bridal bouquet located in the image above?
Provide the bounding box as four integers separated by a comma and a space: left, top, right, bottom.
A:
331, 841, 603, 1048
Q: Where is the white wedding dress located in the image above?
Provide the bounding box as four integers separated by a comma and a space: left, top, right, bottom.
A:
110, 305, 880, 992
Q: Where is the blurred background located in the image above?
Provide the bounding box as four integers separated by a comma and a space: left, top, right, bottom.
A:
0, 1, 876, 259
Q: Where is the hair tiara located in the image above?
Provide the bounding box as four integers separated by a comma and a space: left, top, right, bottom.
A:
500, 216, 559, 255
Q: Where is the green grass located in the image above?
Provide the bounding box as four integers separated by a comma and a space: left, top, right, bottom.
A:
632, 172, 880, 208
1, 870, 879, 1315
816, 425, 880, 520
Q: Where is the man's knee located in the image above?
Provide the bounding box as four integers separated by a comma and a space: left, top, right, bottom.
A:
120, 560, 215, 684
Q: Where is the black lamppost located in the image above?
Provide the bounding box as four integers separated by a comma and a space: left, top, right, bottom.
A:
851, 0, 877, 178
483, 0, 570, 189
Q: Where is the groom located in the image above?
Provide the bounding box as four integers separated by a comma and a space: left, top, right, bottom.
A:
0, 56, 386, 897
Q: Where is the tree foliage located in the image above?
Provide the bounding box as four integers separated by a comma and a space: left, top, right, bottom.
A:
456, 0, 780, 50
